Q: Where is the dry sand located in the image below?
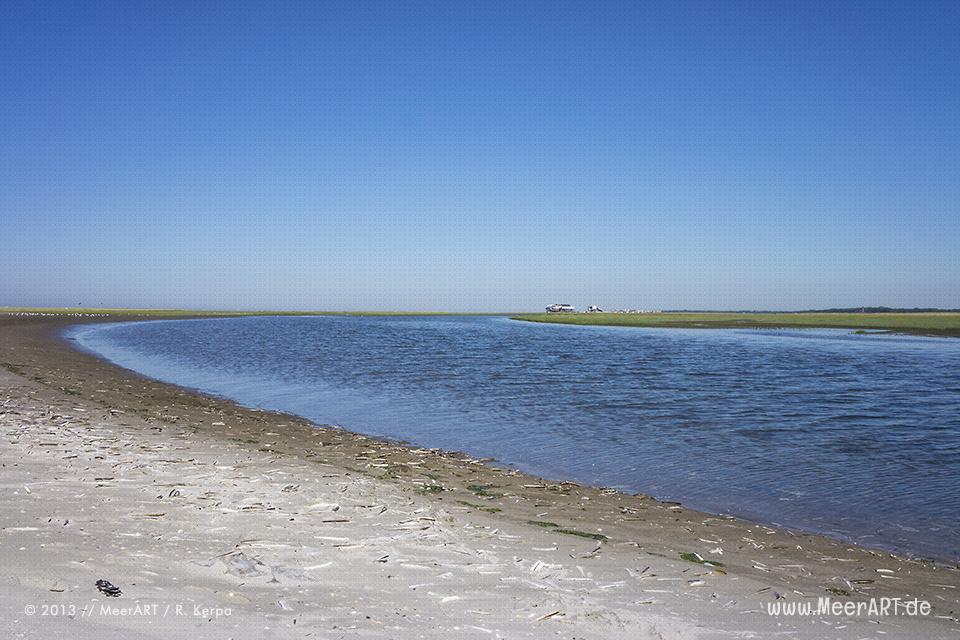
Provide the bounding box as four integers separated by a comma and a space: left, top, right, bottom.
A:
0, 316, 957, 639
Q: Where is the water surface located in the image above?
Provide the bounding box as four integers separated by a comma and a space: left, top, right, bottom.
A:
70, 316, 960, 560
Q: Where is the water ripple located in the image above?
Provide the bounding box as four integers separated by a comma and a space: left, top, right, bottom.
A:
71, 316, 960, 561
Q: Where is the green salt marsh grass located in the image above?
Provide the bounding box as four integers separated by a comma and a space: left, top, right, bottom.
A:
0, 307, 507, 318
511, 312, 960, 337
5, 308, 959, 337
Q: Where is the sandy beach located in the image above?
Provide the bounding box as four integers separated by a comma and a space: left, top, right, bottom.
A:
1, 316, 958, 639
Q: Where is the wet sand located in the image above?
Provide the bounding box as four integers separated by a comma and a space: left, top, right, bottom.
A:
0, 315, 957, 639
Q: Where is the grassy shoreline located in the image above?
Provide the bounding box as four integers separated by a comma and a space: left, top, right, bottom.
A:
511, 311, 960, 336
4, 307, 959, 336
0, 307, 510, 317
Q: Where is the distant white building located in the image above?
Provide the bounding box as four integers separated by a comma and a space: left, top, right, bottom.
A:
546, 303, 575, 313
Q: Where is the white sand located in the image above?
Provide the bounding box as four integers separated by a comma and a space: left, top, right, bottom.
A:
1, 368, 956, 639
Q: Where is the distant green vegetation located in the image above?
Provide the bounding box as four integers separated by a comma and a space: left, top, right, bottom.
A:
1, 307, 312, 317
7, 307, 958, 336
511, 312, 960, 337
0, 307, 508, 318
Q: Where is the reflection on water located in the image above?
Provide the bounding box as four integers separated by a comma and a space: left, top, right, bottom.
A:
71, 315, 960, 560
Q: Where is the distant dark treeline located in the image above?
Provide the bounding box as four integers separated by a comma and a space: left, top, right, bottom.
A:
806, 307, 960, 313
664, 307, 960, 314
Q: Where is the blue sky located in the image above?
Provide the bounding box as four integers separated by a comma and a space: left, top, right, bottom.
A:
2, 1, 958, 311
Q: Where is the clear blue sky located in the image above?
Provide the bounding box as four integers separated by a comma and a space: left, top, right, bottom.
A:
2, 1, 958, 311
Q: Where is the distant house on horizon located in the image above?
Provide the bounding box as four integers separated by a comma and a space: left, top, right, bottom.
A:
546, 303, 575, 313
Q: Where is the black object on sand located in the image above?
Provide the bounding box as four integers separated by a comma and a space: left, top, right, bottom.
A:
95, 579, 122, 597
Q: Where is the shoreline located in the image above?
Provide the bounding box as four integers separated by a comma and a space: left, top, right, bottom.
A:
1, 315, 958, 638
64, 315, 954, 564
510, 312, 960, 337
